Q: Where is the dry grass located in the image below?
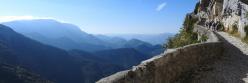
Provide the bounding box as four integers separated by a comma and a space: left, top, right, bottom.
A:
226, 25, 248, 45
243, 25, 248, 44
226, 24, 241, 38
243, 37, 248, 44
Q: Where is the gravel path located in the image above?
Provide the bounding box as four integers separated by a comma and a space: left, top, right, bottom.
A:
188, 32, 248, 83
218, 32, 248, 54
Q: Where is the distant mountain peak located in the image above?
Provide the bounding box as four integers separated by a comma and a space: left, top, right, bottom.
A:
2, 19, 113, 52
0, 24, 14, 31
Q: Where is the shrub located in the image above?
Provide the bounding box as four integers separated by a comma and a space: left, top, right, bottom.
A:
183, 14, 198, 33
230, 24, 238, 34
246, 12, 248, 18
228, 24, 241, 37
194, 2, 200, 14
165, 31, 199, 49
216, 23, 224, 31
165, 14, 200, 49
245, 25, 248, 36
200, 35, 208, 42
200, 0, 210, 11
244, 25, 248, 43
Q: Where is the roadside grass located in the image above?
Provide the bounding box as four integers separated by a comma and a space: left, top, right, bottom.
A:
226, 25, 248, 44
227, 24, 240, 38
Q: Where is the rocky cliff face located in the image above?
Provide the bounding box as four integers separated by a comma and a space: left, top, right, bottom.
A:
197, 0, 248, 37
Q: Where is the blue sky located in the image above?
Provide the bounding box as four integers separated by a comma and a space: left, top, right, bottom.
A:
0, 0, 198, 34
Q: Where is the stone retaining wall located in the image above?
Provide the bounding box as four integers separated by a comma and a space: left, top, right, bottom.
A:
97, 38, 223, 83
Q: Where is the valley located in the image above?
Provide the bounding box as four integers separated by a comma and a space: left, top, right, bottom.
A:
0, 20, 170, 83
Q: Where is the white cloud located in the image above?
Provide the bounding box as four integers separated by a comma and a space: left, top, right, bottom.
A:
156, 2, 167, 11
0, 16, 59, 23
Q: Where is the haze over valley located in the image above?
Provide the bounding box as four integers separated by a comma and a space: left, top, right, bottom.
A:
0, 0, 203, 83
0, 19, 172, 83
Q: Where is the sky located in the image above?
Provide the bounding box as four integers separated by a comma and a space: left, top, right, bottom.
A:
0, 0, 198, 34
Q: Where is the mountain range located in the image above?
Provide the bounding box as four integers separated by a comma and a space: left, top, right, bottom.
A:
3, 19, 110, 52
3, 19, 166, 57
3, 19, 168, 54
0, 19, 170, 83
0, 24, 125, 83
105, 33, 174, 45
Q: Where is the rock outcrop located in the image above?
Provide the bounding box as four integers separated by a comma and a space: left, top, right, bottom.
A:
197, 0, 248, 37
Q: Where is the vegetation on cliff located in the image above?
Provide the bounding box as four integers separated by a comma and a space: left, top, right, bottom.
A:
217, 24, 224, 31
165, 14, 199, 48
241, 0, 248, 4
243, 25, 248, 43
228, 24, 240, 37
194, 2, 200, 14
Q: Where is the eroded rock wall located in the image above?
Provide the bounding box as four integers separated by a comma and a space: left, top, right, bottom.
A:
222, 0, 248, 37
197, 0, 248, 38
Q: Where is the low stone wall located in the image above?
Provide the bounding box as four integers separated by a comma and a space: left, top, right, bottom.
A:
97, 40, 223, 83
